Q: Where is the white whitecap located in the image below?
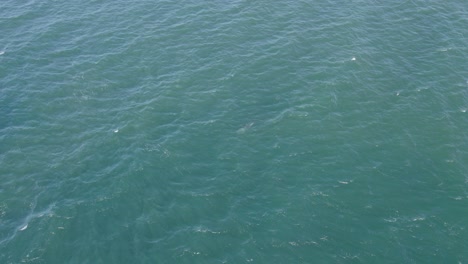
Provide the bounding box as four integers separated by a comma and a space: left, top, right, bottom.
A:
19, 224, 28, 231
437, 47, 452, 52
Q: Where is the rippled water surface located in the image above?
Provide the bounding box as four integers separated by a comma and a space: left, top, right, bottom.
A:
1, 1, 468, 263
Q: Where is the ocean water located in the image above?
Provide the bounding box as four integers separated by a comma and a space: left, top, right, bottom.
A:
1, 0, 467, 263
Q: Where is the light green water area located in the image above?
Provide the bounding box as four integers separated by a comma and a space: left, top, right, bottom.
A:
1, 1, 468, 263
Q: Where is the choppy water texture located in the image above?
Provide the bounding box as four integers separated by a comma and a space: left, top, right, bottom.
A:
1, 1, 468, 263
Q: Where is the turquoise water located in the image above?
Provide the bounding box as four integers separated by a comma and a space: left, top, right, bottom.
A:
1, 1, 468, 263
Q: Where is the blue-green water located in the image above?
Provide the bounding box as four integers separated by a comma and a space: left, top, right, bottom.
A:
1, 1, 468, 263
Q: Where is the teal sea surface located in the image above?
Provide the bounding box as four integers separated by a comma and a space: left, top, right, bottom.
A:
1, 1, 468, 263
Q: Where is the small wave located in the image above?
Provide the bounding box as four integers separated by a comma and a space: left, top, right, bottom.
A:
338, 180, 353, 185
193, 226, 223, 234
236, 122, 254, 134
